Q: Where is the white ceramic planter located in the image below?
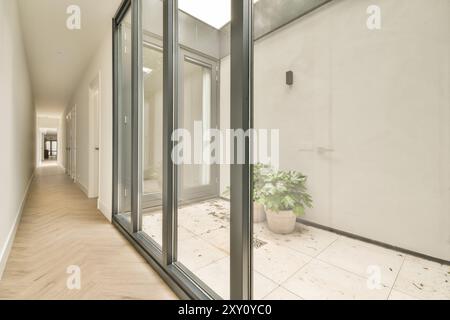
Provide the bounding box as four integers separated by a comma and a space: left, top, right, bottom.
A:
253, 203, 266, 223
266, 209, 297, 234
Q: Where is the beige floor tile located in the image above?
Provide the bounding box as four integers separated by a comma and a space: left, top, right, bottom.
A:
142, 212, 163, 245
178, 202, 229, 236
178, 236, 228, 272
393, 255, 450, 300
254, 243, 312, 284
263, 286, 303, 300
254, 273, 280, 300
195, 257, 229, 299
317, 237, 405, 287
201, 227, 230, 254
388, 290, 418, 300
195, 257, 278, 300
283, 259, 391, 300
254, 223, 339, 257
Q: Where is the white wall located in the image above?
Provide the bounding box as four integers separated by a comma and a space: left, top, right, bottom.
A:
0, 0, 35, 278
221, 0, 450, 261
66, 31, 113, 221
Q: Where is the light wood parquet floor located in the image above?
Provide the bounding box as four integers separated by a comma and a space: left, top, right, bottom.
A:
0, 165, 177, 300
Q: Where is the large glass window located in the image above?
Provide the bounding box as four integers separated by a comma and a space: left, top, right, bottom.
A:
140, 0, 164, 249
117, 9, 133, 225
113, 0, 449, 301
113, 0, 234, 300
175, 1, 231, 299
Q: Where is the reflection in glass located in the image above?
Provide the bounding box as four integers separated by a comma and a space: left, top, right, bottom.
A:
141, 0, 164, 247
176, 0, 231, 299
181, 59, 212, 190
117, 10, 132, 223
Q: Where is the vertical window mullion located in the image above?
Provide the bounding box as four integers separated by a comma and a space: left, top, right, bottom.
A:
131, 0, 143, 233
230, 0, 253, 300
162, 0, 178, 266
112, 17, 118, 217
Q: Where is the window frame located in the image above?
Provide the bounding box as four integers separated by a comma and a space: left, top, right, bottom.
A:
112, 0, 253, 300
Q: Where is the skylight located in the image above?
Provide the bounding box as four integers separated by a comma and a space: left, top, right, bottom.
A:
178, 0, 231, 30
178, 0, 261, 30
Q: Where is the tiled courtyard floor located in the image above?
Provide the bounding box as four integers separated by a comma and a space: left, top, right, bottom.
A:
142, 199, 450, 300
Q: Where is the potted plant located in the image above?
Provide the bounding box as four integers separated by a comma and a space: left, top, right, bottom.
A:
260, 170, 312, 234
221, 164, 270, 223
253, 163, 269, 223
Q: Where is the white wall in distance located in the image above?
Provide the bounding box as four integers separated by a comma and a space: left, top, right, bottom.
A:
0, 0, 35, 278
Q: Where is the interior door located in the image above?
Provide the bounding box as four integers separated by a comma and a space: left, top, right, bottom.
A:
66, 116, 71, 175
71, 107, 77, 181
141, 45, 220, 208
178, 49, 219, 203
92, 88, 100, 198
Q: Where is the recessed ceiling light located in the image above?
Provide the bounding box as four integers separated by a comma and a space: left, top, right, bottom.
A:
143, 67, 153, 76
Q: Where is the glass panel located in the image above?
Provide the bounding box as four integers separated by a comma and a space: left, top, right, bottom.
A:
117, 9, 132, 224
181, 59, 212, 191
141, 0, 164, 248
142, 46, 163, 197
176, 0, 231, 299
252, 0, 450, 300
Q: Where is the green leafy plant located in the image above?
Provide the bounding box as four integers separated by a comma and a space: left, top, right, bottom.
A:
253, 163, 270, 204
260, 170, 313, 216
221, 163, 271, 202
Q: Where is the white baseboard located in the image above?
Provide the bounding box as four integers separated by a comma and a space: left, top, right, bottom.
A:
0, 171, 35, 280
76, 181, 89, 197
98, 200, 112, 222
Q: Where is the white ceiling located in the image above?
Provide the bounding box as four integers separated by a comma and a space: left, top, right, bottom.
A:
18, 0, 121, 117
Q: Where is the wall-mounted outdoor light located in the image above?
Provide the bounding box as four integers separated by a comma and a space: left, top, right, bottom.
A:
286, 71, 294, 86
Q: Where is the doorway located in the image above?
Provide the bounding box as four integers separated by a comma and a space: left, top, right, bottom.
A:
66, 115, 72, 176
44, 135, 58, 161
89, 73, 101, 198
65, 107, 77, 181
139, 38, 220, 248
140, 42, 220, 210
178, 49, 219, 202
39, 128, 58, 167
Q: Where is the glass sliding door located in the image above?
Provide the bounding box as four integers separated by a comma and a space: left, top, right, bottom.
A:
112, 0, 253, 300
113, 0, 449, 301
116, 8, 133, 227
140, 0, 164, 249
178, 51, 219, 201
174, 1, 231, 299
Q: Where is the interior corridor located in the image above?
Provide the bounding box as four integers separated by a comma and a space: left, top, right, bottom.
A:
0, 165, 176, 300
